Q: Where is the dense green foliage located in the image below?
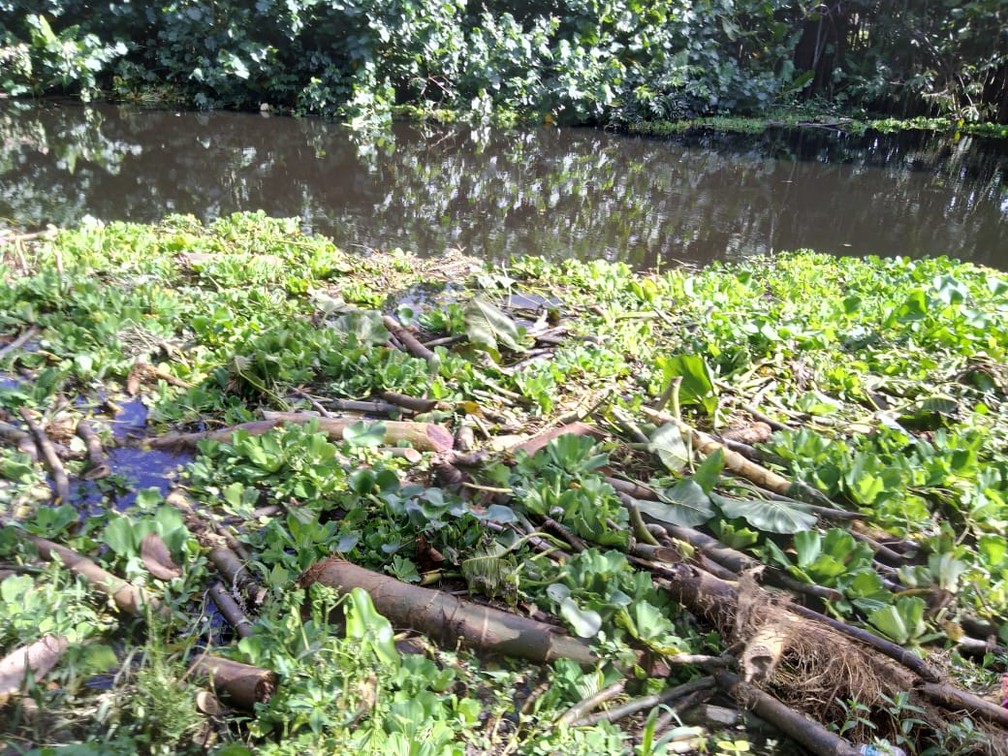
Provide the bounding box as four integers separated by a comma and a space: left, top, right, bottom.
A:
2, 214, 1008, 752
1, 1, 1006, 126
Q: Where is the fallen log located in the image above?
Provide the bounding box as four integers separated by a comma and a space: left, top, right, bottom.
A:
299, 558, 597, 667
75, 419, 111, 480
189, 655, 276, 710
509, 421, 607, 458
22, 533, 165, 618
149, 413, 453, 453
381, 390, 440, 414
0, 634, 68, 702
19, 409, 70, 503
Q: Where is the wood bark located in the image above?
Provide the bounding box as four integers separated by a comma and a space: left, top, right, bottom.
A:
714, 671, 860, 755
383, 315, 437, 363
23, 533, 165, 618
299, 558, 597, 667
19, 409, 70, 503
75, 419, 111, 480
189, 655, 276, 710
149, 413, 453, 453
0, 635, 68, 700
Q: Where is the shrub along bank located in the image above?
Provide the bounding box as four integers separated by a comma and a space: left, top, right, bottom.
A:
1, 1, 1006, 129
1, 214, 1008, 753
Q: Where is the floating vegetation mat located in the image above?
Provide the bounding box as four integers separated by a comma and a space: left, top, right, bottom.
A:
1, 213, 1007, 754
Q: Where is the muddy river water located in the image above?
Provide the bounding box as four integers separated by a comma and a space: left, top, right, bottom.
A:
1, 101, 1006, 269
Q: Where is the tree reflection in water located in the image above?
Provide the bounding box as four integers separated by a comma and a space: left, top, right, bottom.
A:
1, 101, 1005, 269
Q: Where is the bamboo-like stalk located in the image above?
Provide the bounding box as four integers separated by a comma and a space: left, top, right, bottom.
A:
0, 325, 40, 359
300, 558, 597, 667
0, 634, 68, 699
19, 409, 70, 503
383, 315, 437, 363
209, 582, 254, 638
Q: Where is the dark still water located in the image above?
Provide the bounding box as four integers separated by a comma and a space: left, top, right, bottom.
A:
1, 101, 1006, 269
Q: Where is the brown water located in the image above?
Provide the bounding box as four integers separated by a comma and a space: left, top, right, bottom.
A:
1, 101, 1006, 269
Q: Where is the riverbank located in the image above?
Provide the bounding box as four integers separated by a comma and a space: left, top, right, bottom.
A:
1, 213, 1007, 753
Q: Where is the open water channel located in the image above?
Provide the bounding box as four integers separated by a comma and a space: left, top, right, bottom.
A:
1, 100, 1006, 269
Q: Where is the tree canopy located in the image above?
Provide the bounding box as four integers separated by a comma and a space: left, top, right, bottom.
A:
1, 1, 1005, 126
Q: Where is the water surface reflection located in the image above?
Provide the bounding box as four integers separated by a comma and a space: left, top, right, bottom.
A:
1, 102, 1005, 269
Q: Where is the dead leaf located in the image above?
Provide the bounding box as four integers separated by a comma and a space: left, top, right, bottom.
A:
141, 533, 182, 580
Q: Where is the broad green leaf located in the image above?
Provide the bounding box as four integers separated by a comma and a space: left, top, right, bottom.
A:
711, 493, 817, 534
691, 448, 724, 493
559, 596, 602, 638
344, 587, 399, 667
330, 309, 389, 346
867, 597, 927, 644
464, 297, 526, 360
648, 423, 689, 472
635, 480, 715, 528
656, 354, 718, 416
103, 517, 138, 557
343, 420, 386, 448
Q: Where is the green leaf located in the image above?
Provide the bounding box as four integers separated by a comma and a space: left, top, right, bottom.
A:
558, 595, 602, 638
330, 309, 389, 346
344, 587, 399, 667
691, 448, 724, 493
656, 354, 718, 416
648, 423, 689, 472
636, 480, 715, 528
464, 297, 526, 361
343, 420, 386, 448
103, 517, 138, 557
711, 493, 817, 534
867, 597, 927, 644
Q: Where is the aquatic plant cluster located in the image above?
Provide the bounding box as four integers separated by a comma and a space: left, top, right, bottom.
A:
1, 213, 1007, 753
1, 1, 1006, 127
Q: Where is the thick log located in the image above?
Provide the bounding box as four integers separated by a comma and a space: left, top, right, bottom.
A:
209, 582, 254, 638
149, 413, 453, 453
299, 558, 597, 667
189, 656, 276, 710
0, 420, 39, 461
510, 421, 607, 458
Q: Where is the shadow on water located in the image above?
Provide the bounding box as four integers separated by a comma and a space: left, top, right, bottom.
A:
1, 100, 1006, 269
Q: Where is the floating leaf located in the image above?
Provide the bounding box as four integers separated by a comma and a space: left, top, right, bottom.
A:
558, 596, 602, 638
635, 480, 715, 528
343, 421, 386, 448
711, 493, 817, 534
648, 423, 689, 472
867, 597, 927, 644
140, 533, 182, 580
464, 297, 526, 361
329, 309, 389, 346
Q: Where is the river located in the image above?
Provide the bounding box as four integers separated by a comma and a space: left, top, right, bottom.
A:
1, 101, 1005, 269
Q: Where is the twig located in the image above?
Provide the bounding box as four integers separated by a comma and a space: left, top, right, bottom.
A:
714, 671, 860, 755
19, 408, 70, 503
571, 676, 716, 727
542, 516, 587, 553
0, 325, 40, 360
383, 315, 437, 364
556, 679, 626, 726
